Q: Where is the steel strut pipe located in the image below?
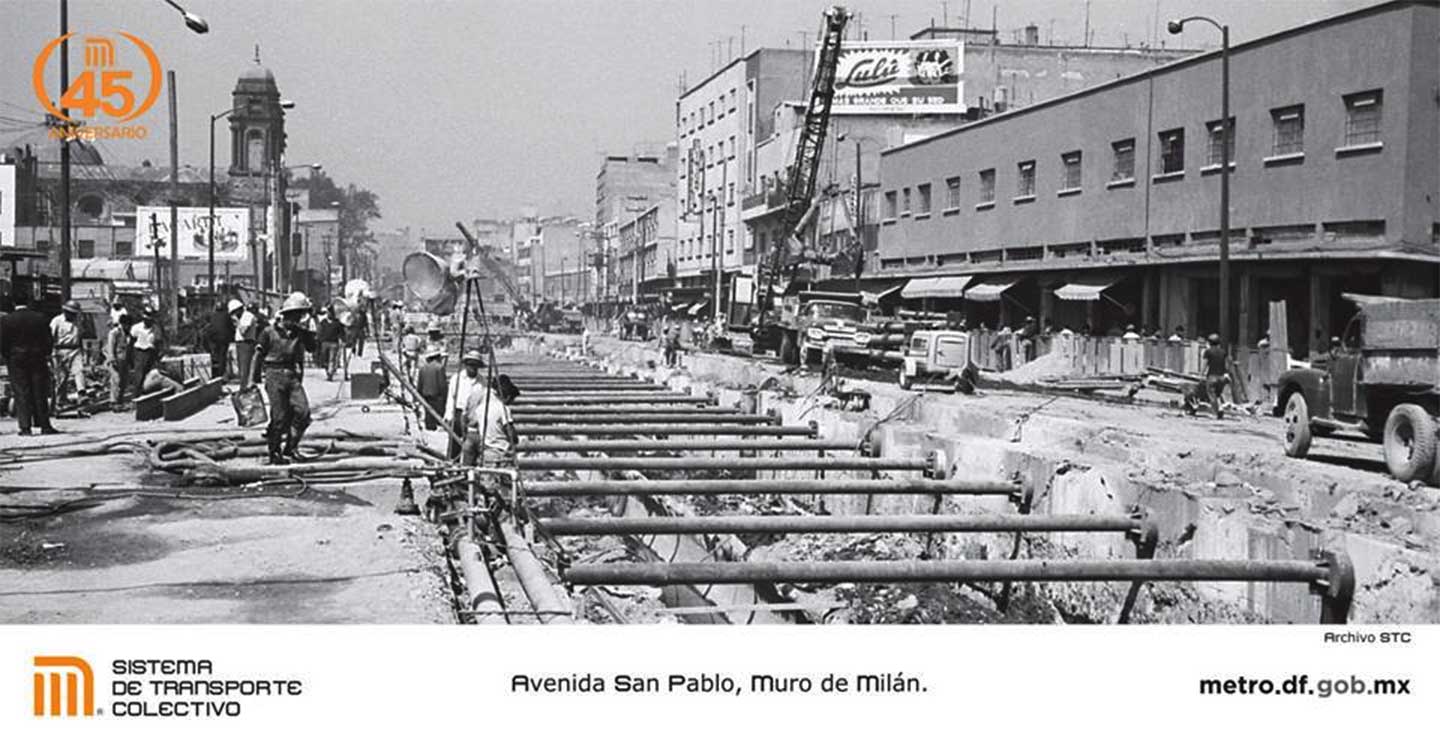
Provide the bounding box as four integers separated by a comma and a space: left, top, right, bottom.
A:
516, 424, 814, 436
516, 395, 714, 405
522, 478, 1020, 497
563, 558, 1333, 586
539, 513, 1142, 536
453, 533, 506, 623
497, 521, 574, 624
516, 439, 861, 453
509, 405, 738, 415
518, 456, 928, 472
516, 383, 670, 392
511, 413, 776, 425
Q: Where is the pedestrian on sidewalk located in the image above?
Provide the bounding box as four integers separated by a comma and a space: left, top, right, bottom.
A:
417, 347, 448, 431
50, 300, 86, 405
1202, 333, 1230, 420
445, 349, 486, 460
347, 304, 369, 357
205, 300, 237, 380
0, 292, 58, 435
253, 292, 318, 465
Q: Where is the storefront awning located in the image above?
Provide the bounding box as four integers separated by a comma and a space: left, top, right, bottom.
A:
1053, 274, 1125, 302
964, 276, 1019, 302
901, 275, 972, 299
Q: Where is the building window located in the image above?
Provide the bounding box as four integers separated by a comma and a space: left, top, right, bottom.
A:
1016, 160, 1035, 197
729, 87, 737, 112
76, 239, 95, 259
718, 94, 726, 118
1271, 105, 1304, 156
1111, 139, 1135, 181
901, 187, 912, 215
728, 182, 735, 205
978, 169, 995, 204
916, 183, 932, 215
1158, 128, 1184, 174
1061, 151, 1082, 190
114, 240, 133, 258
729, 135, 736, 160
1343, 90, 1382, 146
708, 102, 715, 123
945, 176, 961, 209
727, 228, 734, 254
1205, 117, 1235, 166
884, 190, 898, 219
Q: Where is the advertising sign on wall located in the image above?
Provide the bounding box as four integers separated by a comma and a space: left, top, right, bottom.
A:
136, 206, 250, 261
830, 41, 964, 114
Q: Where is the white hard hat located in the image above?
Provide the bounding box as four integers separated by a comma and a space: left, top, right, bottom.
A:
227, 299, 244, 313
281, 291, 312, 313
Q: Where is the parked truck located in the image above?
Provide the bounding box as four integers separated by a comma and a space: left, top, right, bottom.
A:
1276, 294, 1440, 485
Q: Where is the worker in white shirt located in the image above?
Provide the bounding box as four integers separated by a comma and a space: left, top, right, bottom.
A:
444, 349, 485, 460
50, 300, 86, 403
234, 302, 259, 386
461, 373, 515, 467
128, 308, 161, 398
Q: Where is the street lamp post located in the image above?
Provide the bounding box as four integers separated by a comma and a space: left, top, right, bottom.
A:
837, 132, 879, 286
1170, 16, 1230, 345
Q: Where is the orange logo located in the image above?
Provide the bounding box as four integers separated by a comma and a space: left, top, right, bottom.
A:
32, 32, 161, 140
32, 656, 95, 717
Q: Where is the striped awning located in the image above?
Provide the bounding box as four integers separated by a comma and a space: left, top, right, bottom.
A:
1053, 274, 1125, 302
964, 276, 1019, 302
901, 275, 972, 299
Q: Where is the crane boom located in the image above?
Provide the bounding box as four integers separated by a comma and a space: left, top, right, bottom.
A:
455, 221, 530, 314
754, 5, 850, 330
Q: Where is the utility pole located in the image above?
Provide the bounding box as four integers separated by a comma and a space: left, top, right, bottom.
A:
167, 70, 180, 330
889, 14, 898, 38
713, 158, 727, 323
148, 214, 164, 297
58, 0, 71, 303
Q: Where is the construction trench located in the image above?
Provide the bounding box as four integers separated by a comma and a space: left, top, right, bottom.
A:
3, 332, 1431, 625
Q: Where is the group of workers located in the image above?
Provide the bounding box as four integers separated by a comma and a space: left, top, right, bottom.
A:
0, 291, 167, 435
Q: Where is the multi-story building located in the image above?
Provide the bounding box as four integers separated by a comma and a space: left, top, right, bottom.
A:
874, 0, 1438, 355
616, 198, 678, 305
594, 147, 677, 310
673, 48, 811, 312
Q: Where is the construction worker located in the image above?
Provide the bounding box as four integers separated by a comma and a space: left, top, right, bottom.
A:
127, 307, 161, 399
1202, 332, 1230, 420
416, 347, 448, 431
234, 301, 259, 385
0, 291, 58, 435
315, 305, 345, 381
104, 310, 131, 410
50, 300, 85, 405
399, 325, 424, 381
462, 372, 515, 467
444, 349, 485, 459
252, 292, 318, 464
204, 300, 236, 380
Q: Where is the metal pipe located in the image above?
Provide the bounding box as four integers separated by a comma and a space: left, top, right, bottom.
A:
516, 424, 814, 436
517, 383, 670, 392
512, 414, 776, 425
516, 395, 713, 404
453, 533, 506, 623
510, 405, 737, 415
518, 456, 926, 472
565, 558, 1331, 586
522, 478, 1020, 497
515, 391, 704, 401
541, 513, 1141, 536
517, 439, 860, 453
497, 521, 574, 624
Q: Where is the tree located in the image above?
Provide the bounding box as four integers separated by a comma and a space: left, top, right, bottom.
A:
290, 172, 382, 277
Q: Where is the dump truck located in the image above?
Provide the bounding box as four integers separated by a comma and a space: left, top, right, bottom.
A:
1276, 294, 1440, 485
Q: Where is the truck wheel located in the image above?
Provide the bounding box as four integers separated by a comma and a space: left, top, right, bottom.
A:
898, 369, 912, 390
1382, 404, 1438, 483
1281, 391, 1312, 458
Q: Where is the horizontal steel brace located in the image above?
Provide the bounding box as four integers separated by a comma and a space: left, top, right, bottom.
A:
516, 424, 814, 436
540, 513, 1141, 536
516, 439, 860, 453
517, 456, 925, 471
522, 478, 1020, 497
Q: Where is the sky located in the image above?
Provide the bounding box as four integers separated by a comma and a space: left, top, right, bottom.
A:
1, 0, 1374, 238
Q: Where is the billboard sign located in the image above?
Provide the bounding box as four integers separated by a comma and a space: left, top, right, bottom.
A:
136, 206, 250, 262
830, 41, 964, 114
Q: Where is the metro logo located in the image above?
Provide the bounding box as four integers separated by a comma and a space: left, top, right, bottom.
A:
32, 656, 95, 717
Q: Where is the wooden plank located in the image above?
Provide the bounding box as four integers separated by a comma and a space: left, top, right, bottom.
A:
1268, 300, 1289, 352
134, 391, 165, 421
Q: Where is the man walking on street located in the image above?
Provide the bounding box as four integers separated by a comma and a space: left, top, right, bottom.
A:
50, 300, 86, 405
315, 305, 345, 381
0, 293, 59, 435
234, 302, 259, 386
253, 292, 318, 464
1202, 332, 1230, 420
416, 347, 448, 431
207, 300, 239, 380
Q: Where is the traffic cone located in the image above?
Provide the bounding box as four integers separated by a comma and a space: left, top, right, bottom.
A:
394, 477, 420, 515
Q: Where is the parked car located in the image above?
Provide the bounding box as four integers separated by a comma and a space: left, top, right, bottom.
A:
1276, 294, 1439, 485
899, 329, 978, 394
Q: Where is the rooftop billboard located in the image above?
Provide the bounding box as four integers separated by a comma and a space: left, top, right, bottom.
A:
830, 40, 964, 115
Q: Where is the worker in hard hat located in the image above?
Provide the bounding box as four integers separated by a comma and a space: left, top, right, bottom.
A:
444, 349, 485, 460
252, 291, 318, 464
